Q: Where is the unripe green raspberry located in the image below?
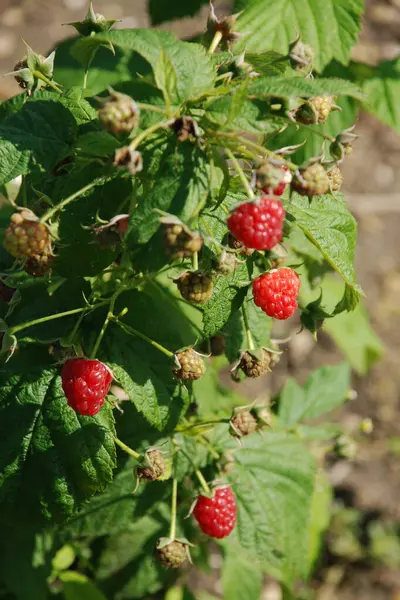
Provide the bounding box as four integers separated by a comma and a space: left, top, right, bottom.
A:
230, 410, 258, 438
327, 166, 343, 191
216, 251, 238, 276
137, 449, 166, 481
13, 56, 44, 89
98, 90, 140, 134
175, 271, 214, 304
24, 252, 53, 277
238, 349, 272, 378
173, 348, 205, 381
227, 233, 254, 256
156, 540, 187, 568
163, 224, 203, 260
289, 40, 314, 72
292, 164, 330, 197
4, 211, 51, 259
256, 161, 284, 192
311, 96, 334, 124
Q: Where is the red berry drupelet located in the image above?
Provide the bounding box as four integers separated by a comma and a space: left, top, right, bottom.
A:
227, 197, 285, 251
193, 486, 237, 539
61, 358, 112, 416
253, 268, 300, 320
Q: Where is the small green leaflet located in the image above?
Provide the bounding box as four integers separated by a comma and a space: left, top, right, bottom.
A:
234, 0, 364, 72
202, 263, 250, 338
249, 76, 365, 101
148, 0, 208, 25
277, 363, 351, 426
0, 100, 76, 186
0, 364, 116, 522
286, 193, 363, 295
223, 295, 273, 362
354, 57, 400, 133
230, 433, 316, 584
70, 29, 215, 105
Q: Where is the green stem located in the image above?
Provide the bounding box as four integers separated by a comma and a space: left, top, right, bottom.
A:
192, 251, 199, 271
225, 148, 254, 199
115, 320, 174, 359
296, 122, 335, 142
114, 437, 141, 460
214, 131, 297, 171
208, 30, 223, 55
136, 103, 167, 115
8, 304, 106, 336
40, 178, 104, 223
195, 469, 211, 494
33, 71, 62, 94
66, 309, 89, 346
169, 478, 178, 539
242, 303, 255, 351
89, 288, 125, 359
129, 120, 171, 152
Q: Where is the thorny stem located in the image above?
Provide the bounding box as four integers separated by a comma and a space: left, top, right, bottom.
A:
8, 302, 108, 336
129, 120, 171, 152
225, 147, 254, 199
169, 478, 178, 539
115, 320, 174, 359
192, 251, 199, 271
208, 30, 223, 55
242, 302, 255, 351
114, 437, 141, 461
195, 469, 211, 494
40, 178, 105, 223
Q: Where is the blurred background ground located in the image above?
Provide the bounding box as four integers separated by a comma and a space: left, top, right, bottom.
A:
0, 0, 400, 599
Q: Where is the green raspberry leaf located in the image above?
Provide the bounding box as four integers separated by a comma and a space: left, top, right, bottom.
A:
202, 264, 250, 338
234, 0, 365, 72
276, 363, 351, 426
230, 433, 316, 584
249, 76, 365, 101
0, 361, 116, 523
0, 100, 77, 186
221, 544, 264, 600
286, 193, 363, 295
62, 459, 167, 538
70, 30, 215, 105
223, 294, 273, 362
354, 57, 400, 133
148, 0, 209, 25
100, 287, 197, 431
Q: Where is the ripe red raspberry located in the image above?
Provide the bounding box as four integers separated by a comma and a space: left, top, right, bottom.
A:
227, 197, 285, 251
61, 358, 112, 416
252, 268, 300, 320
193, 486, 237, 539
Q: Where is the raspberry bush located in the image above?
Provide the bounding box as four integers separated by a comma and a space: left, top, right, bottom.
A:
0, 0, 392, 598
